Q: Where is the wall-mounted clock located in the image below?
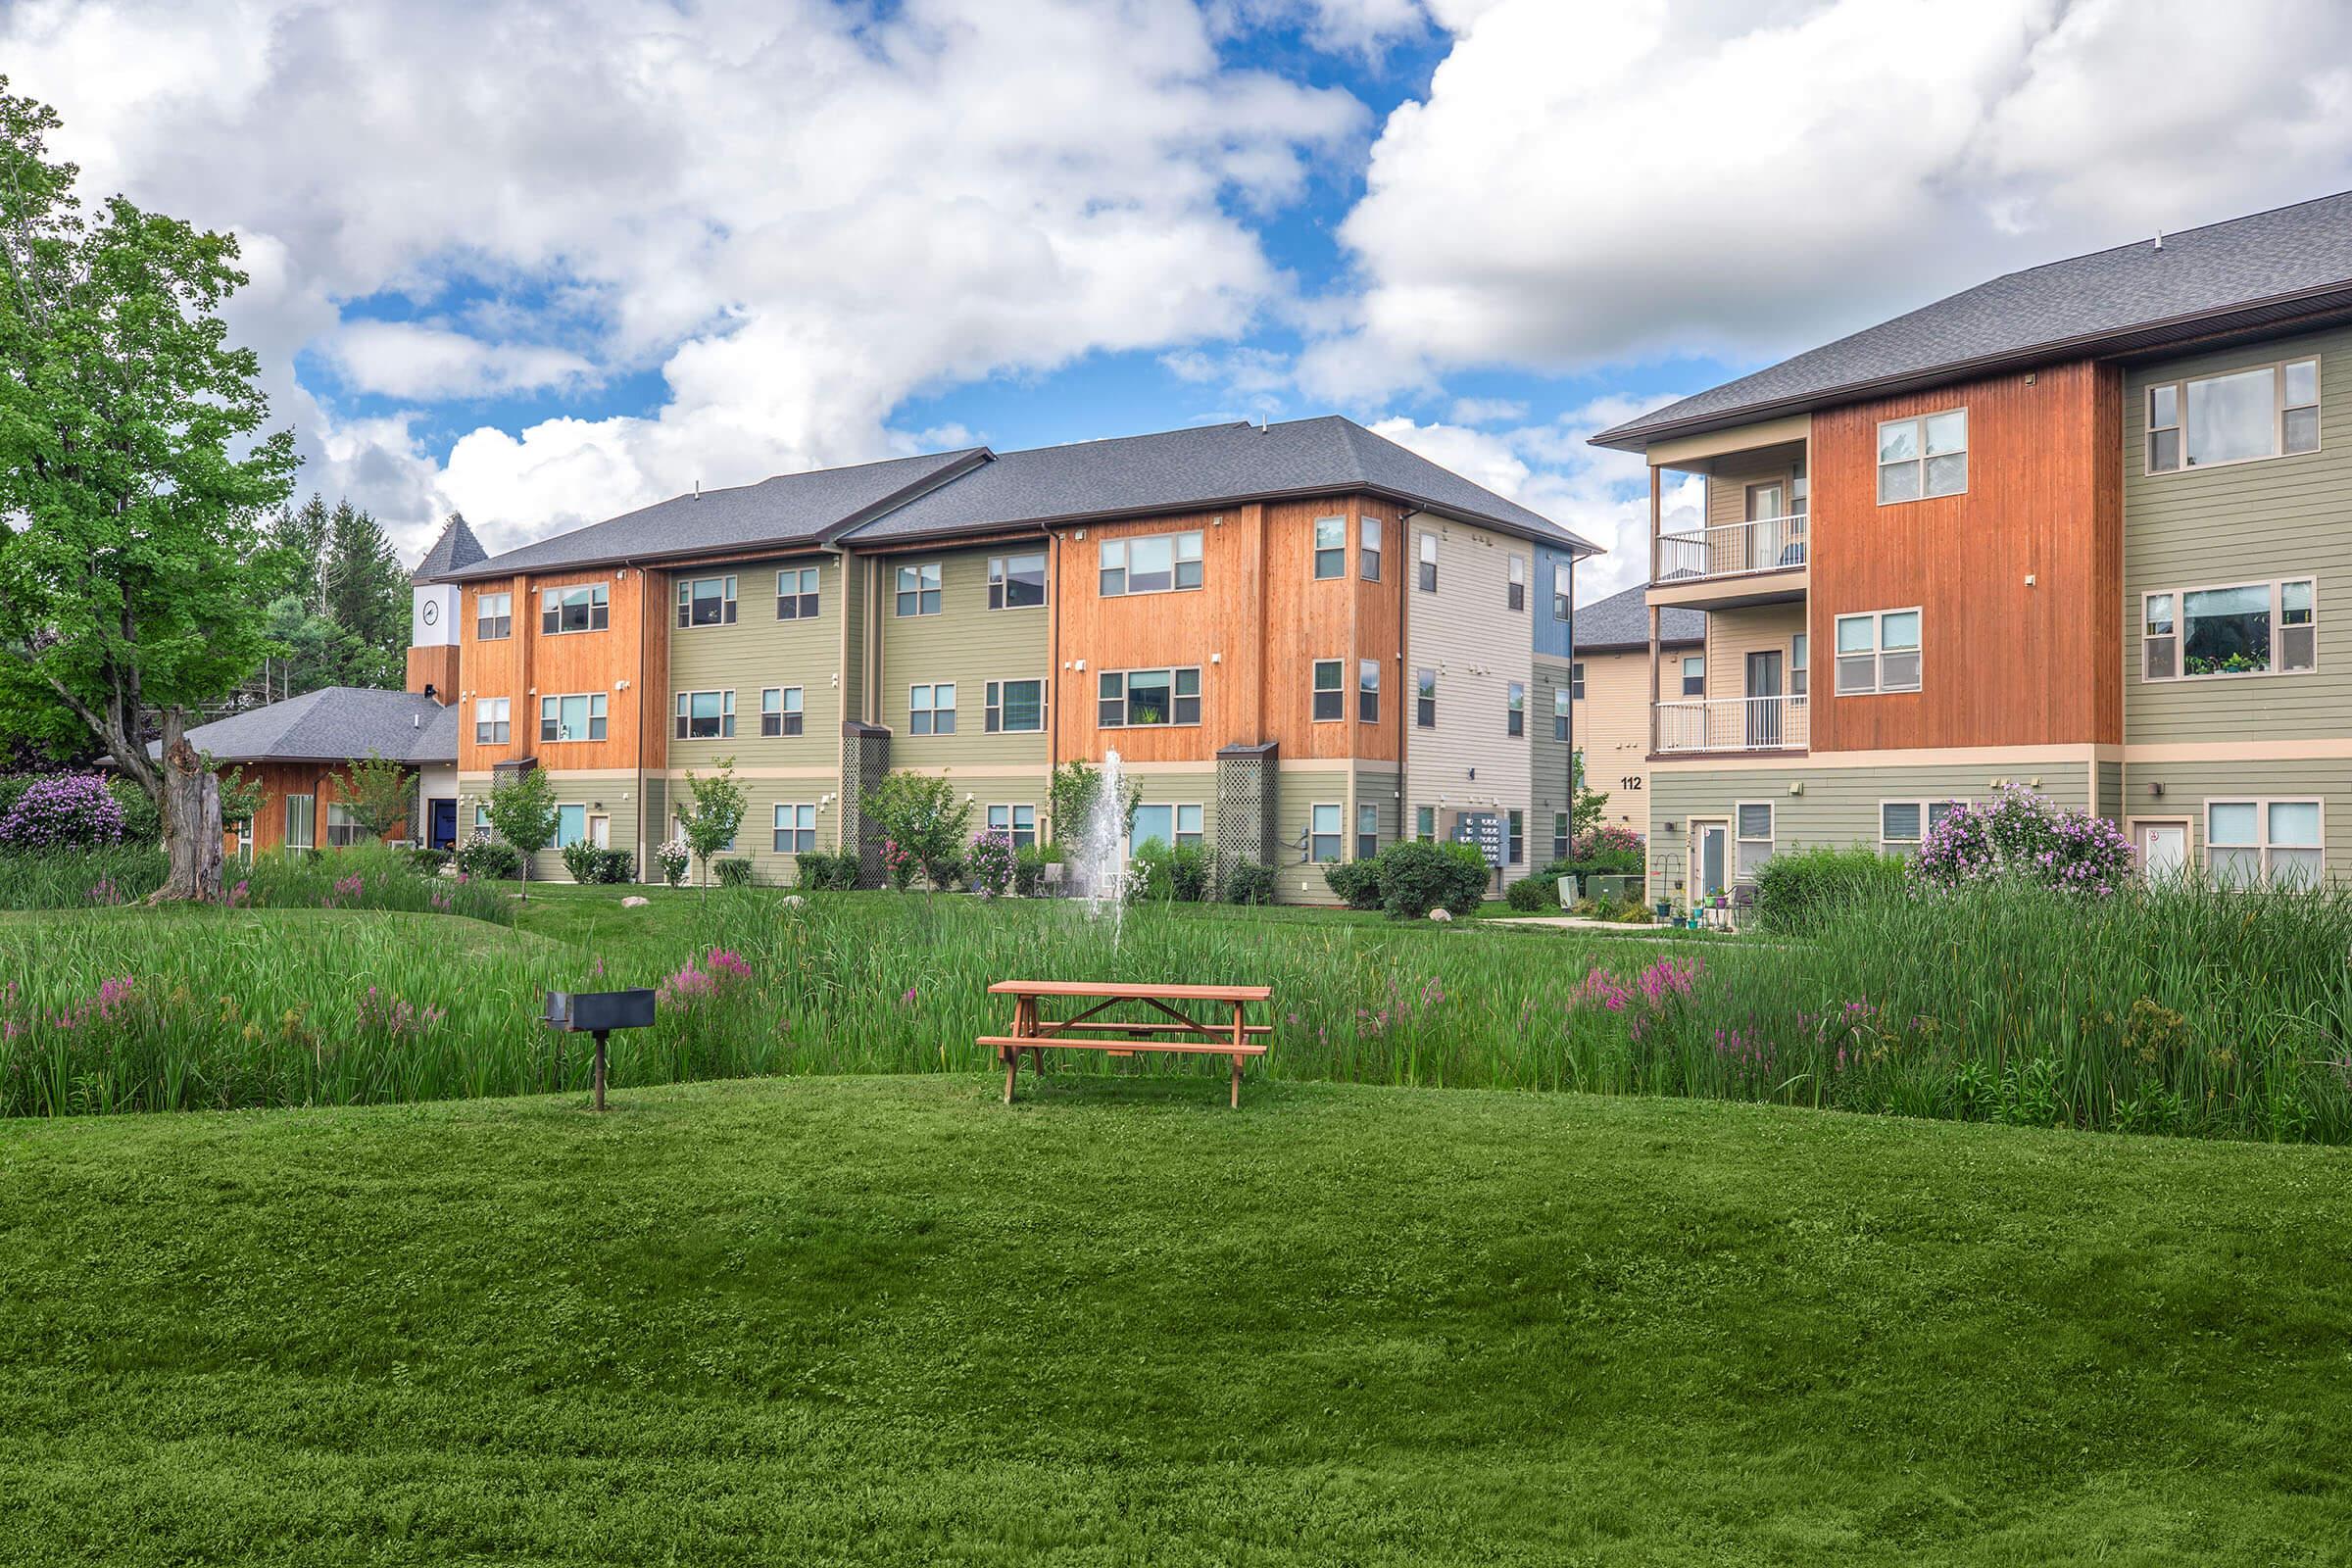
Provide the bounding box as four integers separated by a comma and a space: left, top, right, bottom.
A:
421, 600, 439, 626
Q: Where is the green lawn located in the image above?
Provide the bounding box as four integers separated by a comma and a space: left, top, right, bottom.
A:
4, 1075, 2347, 1564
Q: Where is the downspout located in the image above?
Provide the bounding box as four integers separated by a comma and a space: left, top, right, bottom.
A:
634, 560, 648, 882
1394, 509, 1418, 846
1048, 531, 1062, 832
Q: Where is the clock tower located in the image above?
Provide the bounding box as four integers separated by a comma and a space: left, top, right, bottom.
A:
406, 514, 488, 703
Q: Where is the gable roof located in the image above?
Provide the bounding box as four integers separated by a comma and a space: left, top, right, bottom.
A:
844, 416, 1595, 551
1594, 188, 2352, 452
1573, 582, 1702, 651
440, 449, 986, 581
412, 514, 487, 582
161, 687, 459, 766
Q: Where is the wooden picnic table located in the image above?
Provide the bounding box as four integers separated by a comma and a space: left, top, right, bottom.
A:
980, 980, 1275, 1107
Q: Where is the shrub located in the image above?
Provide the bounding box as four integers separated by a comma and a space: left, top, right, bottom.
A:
0, 773, 127, 853
1917, 784, 2133, 895
1166, 843, 1211, 903
1376, 840, 1490, 921
795, 849, 860, 892
561, 840, 603, 885
108, 777, 163, 846
714, 858, 755, 888
1751, 846, 1907, 934
656, 840, 691, 887
455, 833, 520, 881
1324, 858, 1383, 910
1129, 838, 1174, 903
403, 847, 451, 875
1012, 845, 1049, 898
592, 849, 636, 884
1505, 874, 1558, 912
1224, 860, 1276, 906
966, 831, 1015, 898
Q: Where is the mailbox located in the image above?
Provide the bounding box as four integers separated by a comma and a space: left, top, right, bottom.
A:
543, 989, 657, 1111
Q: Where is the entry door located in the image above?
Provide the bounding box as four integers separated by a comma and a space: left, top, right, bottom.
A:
1693, 821, 1730, 899
1745, 651, 1783, 748
1745, 480, 1787, 568
589, 813, 611, 850
2137, 821, 2188, 880
429, 798, 458, 851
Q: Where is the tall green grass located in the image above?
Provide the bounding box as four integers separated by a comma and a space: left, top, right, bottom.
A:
0, 845, 511, 921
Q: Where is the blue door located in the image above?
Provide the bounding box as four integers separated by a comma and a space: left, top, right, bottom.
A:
430, 798, 458, 850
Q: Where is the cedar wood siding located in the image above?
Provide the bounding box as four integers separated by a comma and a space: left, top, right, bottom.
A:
458, 565, 659, 775
2122, 321, 2352, 744
229, 762, 401, 857
1808, 360, 2123, 752
875, 545, 1052, 774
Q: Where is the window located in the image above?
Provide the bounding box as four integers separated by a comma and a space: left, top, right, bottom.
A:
541, 692, 609, 742
1736, 802, 1774, 879
1360, 516, 1382, 580
541, 582, 609, 634
1313, 515, 1346, 579
1312, 660, 1344, 721
895, 563, 942, 616
556, 804, 588, 851
1099, 531, 1203, 597
909, 683, 957, 736
669, 813, 733, 854
1418, 531, 1438, 592
677, 574, 738, 628
1834, 610, 1922, 695
1880, 800, 1959, 855
1415, 805, 1436, 843
1415, 667, 1436, 728
985, 678, 1046, 733
988, 552, 1047, 610
1552, 811, 1570, 863
987, 804, 1039, 850
1309, 804, 1342, 863
1569, 662, 1586, 702
760, 686, 804, 738
471, 802, 491, 833
1548, 684, 1571, 742
776, 566, 820, 620
1507, 555, 1526, 612
473, 697, 510, 746
325, 802, 363, 849
772, 804, 817, 855
1356, 804, 1379, 860
474, 592, 512, 640
2142, 578, 2315, 680
1681, 655, 1705, 697
2146, 357, 2319, 472
1507, 809, 1525, 865
2209, 800, 2323, 887
1132, 803, 1204, 852
1098, 667, 1201, 727
1877, 409, 1968, 503
1552, 563, 1572, 621
284, 794, 315, 851
1506, 681, 1525, 737
1358, 660, 1380, 723
674, 689, 734, 740
1790, 634, 1809, 699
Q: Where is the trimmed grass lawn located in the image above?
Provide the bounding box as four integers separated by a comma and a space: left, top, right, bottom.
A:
4, 1075, 2348, 1564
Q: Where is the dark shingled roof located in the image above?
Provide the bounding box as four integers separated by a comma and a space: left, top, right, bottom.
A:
1594, 189, 2352, 451
411, 514, 487, 582
1573, 582, 1702, 652
845, 416, 1595, 551
442, 449, 985, 581
160, 688, 459, 765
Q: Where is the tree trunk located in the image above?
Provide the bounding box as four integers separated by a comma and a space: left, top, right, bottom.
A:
155, 712, 224, 902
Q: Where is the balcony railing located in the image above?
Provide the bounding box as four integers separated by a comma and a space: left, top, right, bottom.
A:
1655, 694, 1809, 754
1655, 513, 1808, 583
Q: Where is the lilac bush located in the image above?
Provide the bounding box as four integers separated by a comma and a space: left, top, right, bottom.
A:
0, 773, 128, 853
1915, 784, 2132, 895
965, 829, 1015, 898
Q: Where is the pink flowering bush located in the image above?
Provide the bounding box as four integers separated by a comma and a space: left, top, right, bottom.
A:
965, 829, 1015, 899
659, 947, 755, 1008
0, 773, 127, 853
1916, 783, 2132, 895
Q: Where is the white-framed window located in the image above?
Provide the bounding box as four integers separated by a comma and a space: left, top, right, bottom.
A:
1312, 659, 1344, 721
1552, 810, 1570, 863
1507, 554, 1526, 612
1681, 654, 1705, 697
987, 804, 1039, 849
1098, 667, 1201, 727
984, 678, 1046, 733
471, 801, 491, 833
1133, 803, 1203, 852
474, 591, 512, 641
1415, 667, 1436, 728
669, 812, 733, 854
895, 562, 942, 616
1878, 409, 1968, 503
540, 692, 608, 742
324, 802, 363, 848
1308, 804, 1342, 863
2141, 578, 2315, 680
1355, 803, 1378, 859
1880, 799, 1959, 855
776, 566, 820, 620
1415, 805, 1436, 843
673, 689, 733, 740
1099, 531, 1203, 597
909, 683, 956, 736
540, 582, 609, 634
676, 574, 738, 628
760, 686, 804, 737
1506, 680, 1526, 736
1552, 684, 1571, 742
1507, 809, 1525, 865
556, 803, 588, 851
988, 552, 1047, 610
473, 696, 510, 745
772, 804, 817, 855
1417, 531, 1438, 592
1736, 801, 1774, 879
1313, 515, 1346, 580
284, 794, 316, 852
2146, 356, 2320, 473
2208, 800, 2323, 888
1835, 609, 1922, 695
1552, 562, 1572, 621
1360, 516, 1382, 581
1358, 660, 1380, 723
1791, 633, 1809, 699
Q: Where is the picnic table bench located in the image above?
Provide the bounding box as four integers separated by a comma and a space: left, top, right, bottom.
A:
980, 980, 1274, 1107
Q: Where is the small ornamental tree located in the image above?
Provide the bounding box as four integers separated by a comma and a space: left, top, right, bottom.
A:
677, 759, 748, 897
485, 765, 560, 900
340, 752, 416, 845
1047, 760, 1138, 850
1568, 753, 1610, 840
864, 770, 972, 891
218, 765, 263, 831
966, 828, 1015, 899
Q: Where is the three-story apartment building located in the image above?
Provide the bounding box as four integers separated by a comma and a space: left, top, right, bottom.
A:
401, 416, 1594, 896
1593, 190, 2352, 904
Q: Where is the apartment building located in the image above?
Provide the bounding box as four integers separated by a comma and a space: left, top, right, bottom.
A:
385, 416, 1596, 895
1592, 190, 2352, 905
1567, 584, 1702, 834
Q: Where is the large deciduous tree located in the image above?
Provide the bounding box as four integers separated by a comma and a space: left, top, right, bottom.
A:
0, 81, 296, 901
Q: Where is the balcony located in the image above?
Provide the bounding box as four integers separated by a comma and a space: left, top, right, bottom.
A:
1652, 512, 1808, 601
1654, 693, 1809, 755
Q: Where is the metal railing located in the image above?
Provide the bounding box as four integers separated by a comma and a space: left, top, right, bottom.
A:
1654, 694, 1809, 754
1655, 513, 1808, 582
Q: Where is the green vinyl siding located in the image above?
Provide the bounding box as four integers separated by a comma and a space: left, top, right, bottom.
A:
667, 773, 840, 884
2124, 323, 2352, 744
460, 771, 639, 884
878, 547, 1051, 771
1530, 653, 1577, 850
840, 552, 867, 724
667, 553, 843, 775
2114, 758, 2351, 885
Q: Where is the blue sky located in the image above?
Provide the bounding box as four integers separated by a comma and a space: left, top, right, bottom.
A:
13, 0, 2352, 597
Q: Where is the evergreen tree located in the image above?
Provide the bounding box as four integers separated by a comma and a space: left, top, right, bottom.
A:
323, 497, 407, 687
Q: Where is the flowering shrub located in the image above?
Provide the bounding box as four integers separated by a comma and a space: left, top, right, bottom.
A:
1915, 784, 2132, 895
0, 773, 127, 853
966, 829, 1015, 899
658, 947, 755, 1008
880, 836, 915, 891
